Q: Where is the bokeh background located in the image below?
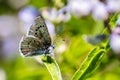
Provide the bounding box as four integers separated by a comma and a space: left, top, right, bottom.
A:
0, 0, 120, 80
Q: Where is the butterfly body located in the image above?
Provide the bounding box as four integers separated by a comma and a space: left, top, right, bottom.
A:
19, 16, 53, 57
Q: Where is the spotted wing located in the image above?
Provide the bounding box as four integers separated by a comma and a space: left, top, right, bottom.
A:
19, 36, 44, 56
28, 16, 51, 49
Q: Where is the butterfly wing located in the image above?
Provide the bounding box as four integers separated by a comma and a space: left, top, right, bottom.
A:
19, 36, 45, 56
28, 16, 51, 49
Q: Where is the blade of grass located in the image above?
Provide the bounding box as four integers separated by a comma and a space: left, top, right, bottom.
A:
40, 55, 62, 80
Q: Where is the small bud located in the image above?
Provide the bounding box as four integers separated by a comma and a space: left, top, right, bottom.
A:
83, 34, 106, 45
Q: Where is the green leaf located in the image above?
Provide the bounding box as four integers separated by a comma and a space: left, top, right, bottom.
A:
40, 55, 62, 80
72, 42, 108, 80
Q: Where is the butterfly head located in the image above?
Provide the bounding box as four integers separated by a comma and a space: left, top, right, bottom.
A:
47, 45, 54, 54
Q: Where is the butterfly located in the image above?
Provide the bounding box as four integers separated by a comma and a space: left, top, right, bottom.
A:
19, 16, 54, 57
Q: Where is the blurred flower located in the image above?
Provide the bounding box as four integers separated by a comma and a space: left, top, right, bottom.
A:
0, 69, 6, 80
57, 6, 71, 22
0, 16, 19, 38
41, 8, 57, 22
19, 6, 39, 23
110, 25, 120, 54
106, 0, 120, 13
70, 0, 92, 17
69, 0, 120, 20
41, 6, 71, 23
92, 2, 108, 20
18, 6, 40, 34
70, 0, 109, 20
0, 15, 20, 59
3, 35, 20, 59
